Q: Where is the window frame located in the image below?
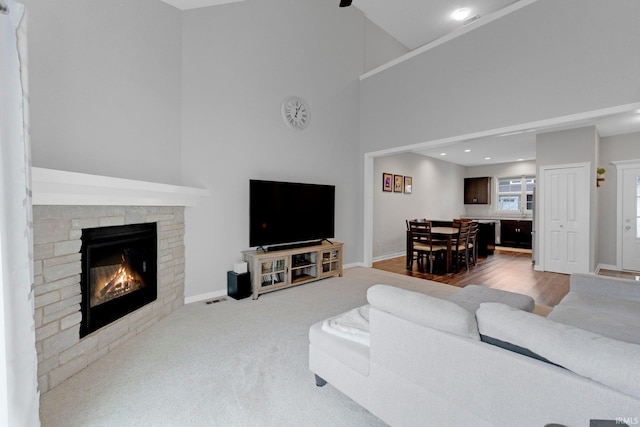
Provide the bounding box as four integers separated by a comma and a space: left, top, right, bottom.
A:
496, 175, 536, 214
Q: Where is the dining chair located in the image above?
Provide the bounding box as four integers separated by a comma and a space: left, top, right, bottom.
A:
452, 221, 472, 272
408, 220, 446, 273
452, 218, 472, 227
406, 218, 426, 269
467, 221, 480, 266
450, 218, 472, 254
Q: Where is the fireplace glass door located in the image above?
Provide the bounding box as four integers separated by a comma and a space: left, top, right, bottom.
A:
80, 223, 157, 337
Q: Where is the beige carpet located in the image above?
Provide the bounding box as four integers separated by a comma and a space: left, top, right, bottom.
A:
40, 267, 551, 426
40, 267, 463, 427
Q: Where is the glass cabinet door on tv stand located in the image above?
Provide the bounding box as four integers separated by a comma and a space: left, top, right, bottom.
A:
242, 242, 343, 300
321, 248, 341, 274
259, 257, 287, 287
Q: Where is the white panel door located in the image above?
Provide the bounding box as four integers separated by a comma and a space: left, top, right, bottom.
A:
543, 165, 589, 274
622, 167, 640, 271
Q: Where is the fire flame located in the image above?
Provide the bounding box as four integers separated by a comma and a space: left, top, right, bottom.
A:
91, 254, 144, 307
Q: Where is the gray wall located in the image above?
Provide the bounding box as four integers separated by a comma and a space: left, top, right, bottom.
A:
598, 132, 640, 266
364, 19, 409, 72
23, 0, 407, 300
179, 1, 403, 298
24, 0, 183, 184
536, 127, 598, 168
359, 0, 640, 154
373, 153, 464, 260
536, 126, 599, 271
22, 0, 640, 295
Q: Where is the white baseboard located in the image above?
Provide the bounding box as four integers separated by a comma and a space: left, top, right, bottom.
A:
185, 263, 367, 304
344, 262, 366, 269
185, 289, 228, 305
372, 251, 405, 263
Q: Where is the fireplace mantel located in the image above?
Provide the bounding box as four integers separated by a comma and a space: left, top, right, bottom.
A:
32, 167, 209, 206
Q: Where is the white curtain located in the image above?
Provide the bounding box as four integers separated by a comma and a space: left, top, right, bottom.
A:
0, 1, 40, 426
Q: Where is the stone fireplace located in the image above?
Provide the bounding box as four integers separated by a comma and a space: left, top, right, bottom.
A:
32, 168, 208, 394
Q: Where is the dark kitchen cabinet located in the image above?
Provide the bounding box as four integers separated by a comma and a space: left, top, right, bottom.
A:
500, 220, 532, 249
464, 177, 491, 204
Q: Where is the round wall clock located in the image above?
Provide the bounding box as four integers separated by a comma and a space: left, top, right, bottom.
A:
281, 96, 310, 130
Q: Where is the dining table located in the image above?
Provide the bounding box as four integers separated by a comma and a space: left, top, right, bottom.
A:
406, 225, 459, 273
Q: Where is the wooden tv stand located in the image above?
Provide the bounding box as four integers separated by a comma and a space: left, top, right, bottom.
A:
242, 242, 343, 299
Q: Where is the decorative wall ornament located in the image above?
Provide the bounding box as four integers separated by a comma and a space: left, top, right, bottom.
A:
281, 96, 310, 131
382, 173, 412, 194
394, 175, 404, 192
382, 173, 392, 192
404, 176, 412, 194
597, 167, 606, 187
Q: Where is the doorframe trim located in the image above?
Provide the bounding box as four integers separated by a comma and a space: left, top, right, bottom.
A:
537, 162, 590, 273
612, 159, 640, 270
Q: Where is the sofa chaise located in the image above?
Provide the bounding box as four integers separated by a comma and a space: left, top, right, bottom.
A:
308, 273, 640, 426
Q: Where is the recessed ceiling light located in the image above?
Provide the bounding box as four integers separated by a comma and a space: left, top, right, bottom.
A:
517, 158, 524, 161
484, 157, 491, 160
451, 8, 472, 21
440, 152, 447, 156
464, 149, 471, 153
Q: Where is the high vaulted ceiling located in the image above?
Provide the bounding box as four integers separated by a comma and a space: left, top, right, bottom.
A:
160, 0, 640, 166
352, 0, 519, 50
159, 0, 520, 50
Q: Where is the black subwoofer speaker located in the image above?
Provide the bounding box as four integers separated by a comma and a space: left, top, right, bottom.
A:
227, 271, 251, 300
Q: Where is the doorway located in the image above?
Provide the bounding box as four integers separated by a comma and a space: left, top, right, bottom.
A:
616, 161, 640, 272
540, 163, 590, 274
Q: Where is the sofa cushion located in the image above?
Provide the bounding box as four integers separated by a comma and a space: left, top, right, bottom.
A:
367, 284, 480, 340
477, 302, 640, 399
568, 273, 640, 303
548, 291, 640, 345
446, 284, 535, 312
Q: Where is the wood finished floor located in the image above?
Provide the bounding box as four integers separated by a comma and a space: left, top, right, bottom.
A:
373, 249, 570, 307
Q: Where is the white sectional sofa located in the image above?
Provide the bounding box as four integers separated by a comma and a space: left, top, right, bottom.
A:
308, 273, 640, 426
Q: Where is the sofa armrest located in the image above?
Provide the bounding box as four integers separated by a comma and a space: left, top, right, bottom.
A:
570, 273, 640, 303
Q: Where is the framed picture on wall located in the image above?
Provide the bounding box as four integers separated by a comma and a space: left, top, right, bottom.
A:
394, 175, 403, 192
404, 176, 412, 194
382, 173, 393, 192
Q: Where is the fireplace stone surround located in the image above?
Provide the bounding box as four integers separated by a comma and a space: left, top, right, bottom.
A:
31, 167, 208, 394
34, 205, 184, 393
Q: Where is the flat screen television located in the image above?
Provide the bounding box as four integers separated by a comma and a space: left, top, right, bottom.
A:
249, 179, 335, 249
